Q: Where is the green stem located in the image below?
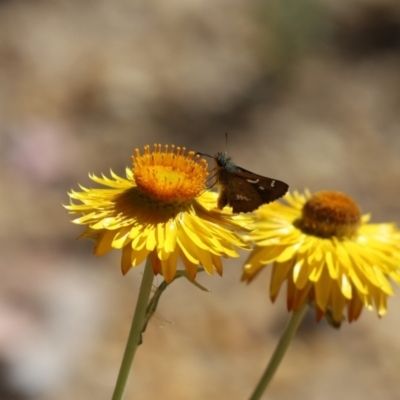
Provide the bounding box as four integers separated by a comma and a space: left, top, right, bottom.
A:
249, 303, 308, 400
112, 257, 155, 400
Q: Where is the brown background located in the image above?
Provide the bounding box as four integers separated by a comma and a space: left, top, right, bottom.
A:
1, 0, 400, 399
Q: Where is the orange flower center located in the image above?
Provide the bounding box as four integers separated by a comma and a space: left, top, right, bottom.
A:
133, 144, 208, 203
298, 191, 361, 238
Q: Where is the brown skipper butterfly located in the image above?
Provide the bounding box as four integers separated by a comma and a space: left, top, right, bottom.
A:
201, 151, 289, 213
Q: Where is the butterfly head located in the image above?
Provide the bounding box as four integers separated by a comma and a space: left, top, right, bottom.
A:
214, 152, 237, 172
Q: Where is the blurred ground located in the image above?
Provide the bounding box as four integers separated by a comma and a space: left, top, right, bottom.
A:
1, 0, 400, 399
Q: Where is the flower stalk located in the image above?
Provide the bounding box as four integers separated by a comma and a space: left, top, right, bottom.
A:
112, 257, 155, 400
249, 303, 308, 400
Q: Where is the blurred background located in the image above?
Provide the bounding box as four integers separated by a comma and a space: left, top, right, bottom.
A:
1, 0, 400, 399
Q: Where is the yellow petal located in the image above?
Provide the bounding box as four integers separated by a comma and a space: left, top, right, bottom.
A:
121, 245, 133, 275
131, 246, 150, 267
198, 249, 214, 276
161, 250, 179, 283
179, 249, 198, 280
314, 267, 332, 311
94, 230, 115, 256
270, 260, 293, 300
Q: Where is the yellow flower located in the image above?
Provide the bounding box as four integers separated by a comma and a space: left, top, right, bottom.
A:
242, 190, 400, 324
65, 144, 249, 283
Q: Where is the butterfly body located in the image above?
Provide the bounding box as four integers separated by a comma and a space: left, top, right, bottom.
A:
214, 152, 288, 213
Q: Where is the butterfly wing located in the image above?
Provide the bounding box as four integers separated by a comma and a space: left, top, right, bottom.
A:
235, 170, 288, 212
218, 168, 288, 213
239, 168, 289, 201
221, 174, 261, 213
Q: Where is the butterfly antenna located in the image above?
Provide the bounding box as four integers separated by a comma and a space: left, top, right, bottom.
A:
225, 132, 228, 155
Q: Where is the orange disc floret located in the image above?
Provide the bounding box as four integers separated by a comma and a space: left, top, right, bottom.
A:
133, 144, 208, 203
